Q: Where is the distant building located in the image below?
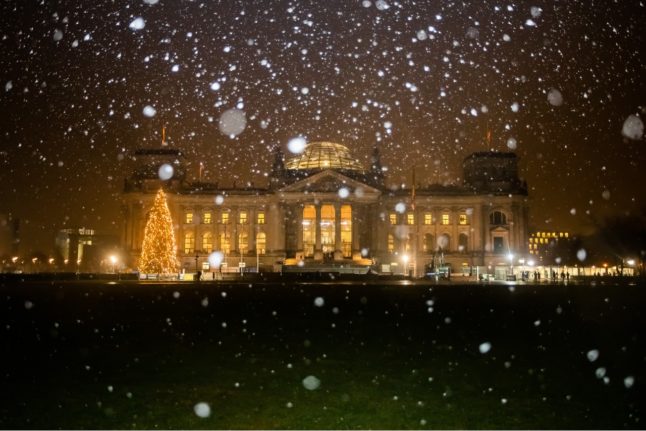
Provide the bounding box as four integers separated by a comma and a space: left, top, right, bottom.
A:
0, 213, 20, 258
56, 227, 119, 272
122, 142, 530, 276
528, 230, 573, 265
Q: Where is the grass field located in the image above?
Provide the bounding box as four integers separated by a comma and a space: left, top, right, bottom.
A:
0, 278, 644, 429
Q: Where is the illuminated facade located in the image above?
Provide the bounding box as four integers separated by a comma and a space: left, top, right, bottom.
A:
122, 143, 529, 275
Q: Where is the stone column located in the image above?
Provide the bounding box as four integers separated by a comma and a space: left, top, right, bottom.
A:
481, 204, 488, 255
315, 204, 321, 251
352, 204, 360, 255
296, 204, 303, 251
334, 203, 342, 252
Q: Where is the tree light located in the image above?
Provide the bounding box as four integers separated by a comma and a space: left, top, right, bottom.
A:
138, 188, 180, 274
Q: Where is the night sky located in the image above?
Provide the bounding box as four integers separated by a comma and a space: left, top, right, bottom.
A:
0, 0, 645, 254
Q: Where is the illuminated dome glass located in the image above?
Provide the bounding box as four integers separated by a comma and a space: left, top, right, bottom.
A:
285, 141, 364, 171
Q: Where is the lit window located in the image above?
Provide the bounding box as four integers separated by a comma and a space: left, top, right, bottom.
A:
203, 212, 212, 224
389, 213, 397, 225
256, 232, 266, 255
238, 232, 248, 253
424, 213, 432, 225
442, 214, 450, 225
185, 212, 193, 224
387, 234, 394, 252
221, 212, 229, 224
407, 213, 415, 225
184, 232, 194, 254
202, 232, 213, 253
257, 212, 265, 224
459, 213, 468, 225
220, 233, 230, 254
239, 211, 247, 224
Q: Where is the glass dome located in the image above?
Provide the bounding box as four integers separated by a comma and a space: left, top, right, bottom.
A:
285, 141, 364, 171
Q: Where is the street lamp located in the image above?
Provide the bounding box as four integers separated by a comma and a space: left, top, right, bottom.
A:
402, 254, 409, 277
507, 253, 514, 280
109, 255, 118, 273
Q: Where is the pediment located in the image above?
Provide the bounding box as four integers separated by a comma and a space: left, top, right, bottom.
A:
279, 170, 380, 196
490, 226, 510, 233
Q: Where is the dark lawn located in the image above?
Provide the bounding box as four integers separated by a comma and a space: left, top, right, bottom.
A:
0, 278, 644, 429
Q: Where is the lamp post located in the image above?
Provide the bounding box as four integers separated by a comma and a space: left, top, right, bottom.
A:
402, 254, 409, 277
507, 252, 514, 280
518, 258, 525, 281
109, 255, 117, 274
256, 238, 260, 273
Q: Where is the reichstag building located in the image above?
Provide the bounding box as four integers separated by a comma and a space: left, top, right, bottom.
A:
122, 141, 529, 276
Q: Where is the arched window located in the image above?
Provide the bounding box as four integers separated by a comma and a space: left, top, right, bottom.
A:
458, 233, 468, 253
489, 211, 507, 225
184, 232, 195, 254
320, 205, 336, 253
238, 232, 248, 254
256, 232, 266, 255
220, 233, 230, 254
202, 232, 213, 253
424, 233, 435, 253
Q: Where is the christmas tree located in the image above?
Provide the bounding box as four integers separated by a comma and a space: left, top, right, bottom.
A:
138, 188, 179, 274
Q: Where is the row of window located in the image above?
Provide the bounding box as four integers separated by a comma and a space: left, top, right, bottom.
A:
185, 211, 265, 225
386, 233, 470, 253
389, 212, 469, 226
529, 238, 553, 244
183, 231, 267, 255
531, 231, 569, 239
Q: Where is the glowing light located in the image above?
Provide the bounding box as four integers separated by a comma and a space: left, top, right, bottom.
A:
129, 17, 145, 30
208, 251, 224, 267
143, 105, 156, 117
288, 136, 307, 154
158, 163, 174, 180
218, 108, 247, 137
